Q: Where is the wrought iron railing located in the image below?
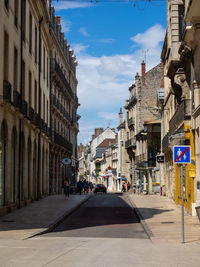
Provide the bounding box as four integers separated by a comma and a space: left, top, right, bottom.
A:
169, 99, 191, 134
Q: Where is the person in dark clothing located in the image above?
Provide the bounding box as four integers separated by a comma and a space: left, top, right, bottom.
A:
77, 181, 83, 195
64, 180, 70, 199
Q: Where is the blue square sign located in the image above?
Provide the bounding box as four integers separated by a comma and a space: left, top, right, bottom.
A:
173, 146, 191, 164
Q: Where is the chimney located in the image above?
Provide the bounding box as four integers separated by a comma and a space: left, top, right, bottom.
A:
118, 108, 123, 125
141, 60, 146, 86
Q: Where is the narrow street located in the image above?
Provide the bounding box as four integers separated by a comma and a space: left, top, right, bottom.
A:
0, 194, 200, 266
45, 193, 148, 239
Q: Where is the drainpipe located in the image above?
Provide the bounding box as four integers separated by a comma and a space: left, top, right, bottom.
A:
18, 0, 23, 208
37, 17, 43, 200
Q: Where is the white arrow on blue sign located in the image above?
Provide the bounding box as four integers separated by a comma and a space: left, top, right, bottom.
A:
173, 145, 191, 164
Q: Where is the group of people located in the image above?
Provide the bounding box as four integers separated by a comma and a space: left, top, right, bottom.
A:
63, 179, 94, 199
121, 182, 131, 192
77, 180, 93, 195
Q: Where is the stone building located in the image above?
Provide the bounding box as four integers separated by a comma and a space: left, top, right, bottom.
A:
184, 0, 200, 212
161, 0, 196, 214
0, 0, 51, 214
49, 5, 79, 193
124, 62, 162, 193
117, 108, 130, 192
87, 127, 116, 183
96, 138, 116, 190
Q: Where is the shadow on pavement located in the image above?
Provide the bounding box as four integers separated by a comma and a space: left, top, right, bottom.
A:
48, 194, 173, 239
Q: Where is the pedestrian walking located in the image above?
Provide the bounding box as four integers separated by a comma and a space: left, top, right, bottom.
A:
64, 180, 70, 199
122, 182, 126, 192
89, 182, 93, 192
77, 180, 83, 195
127, 182, 131, 192
136, 178, 141, 195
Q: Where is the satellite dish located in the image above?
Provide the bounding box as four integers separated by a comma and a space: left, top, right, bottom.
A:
62, 158, 72, 165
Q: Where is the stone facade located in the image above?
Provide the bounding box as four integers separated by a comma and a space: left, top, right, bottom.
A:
161, 0, 196, 215
49, 5, 79, 193
0, 0, 51, 215
124, 62, 162, 193
0, 0, 79, 215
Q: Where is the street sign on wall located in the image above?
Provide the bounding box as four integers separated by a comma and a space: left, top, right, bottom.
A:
62, 158, 72, 165
173, 146, 191, 164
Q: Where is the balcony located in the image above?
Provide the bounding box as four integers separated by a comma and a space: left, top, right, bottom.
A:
51, 59, 73, 97
53, 131, 73, 152
13, 90, 21, 109
128, 117, 134, 128
169, 99, 191, 134
125, 138, 136, 149
135, 153, 147, 163
162, 132, 170, 152
28, 107, 35, 122
126, 94, 137, 109
21, 100, 28, 117
3, 80, 11, 103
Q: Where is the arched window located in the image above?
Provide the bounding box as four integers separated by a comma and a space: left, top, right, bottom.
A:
42, 146, 44, 195
27, 137, 32, 199
11, 127, 17, 203
0, 120, 7, 206
20, 133, 25, 201
33, 140, 37, 199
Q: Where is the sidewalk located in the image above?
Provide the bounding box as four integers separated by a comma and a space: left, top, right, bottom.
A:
128, 193, 200, 244
0, 194, 91, 240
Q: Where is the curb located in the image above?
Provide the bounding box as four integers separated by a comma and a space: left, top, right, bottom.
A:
127, 194, 154, 241
25, 195, 91, 239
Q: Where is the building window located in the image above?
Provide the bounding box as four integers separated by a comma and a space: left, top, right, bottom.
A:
42, 147, 44, 195
35, 80, 37, 112
27, 138, 31, 200
3, 31, 9, 81
29, 71, 32, 106
35, 26, 37, 64
20, 134, 25, 201
33, 141, 37, 199
47, 100, 48, 124
0, 120, 7, 206
22, 61, 25, 99
4, 0, 9, 10
14, 0, 18, 27
43, 93, 45, 120
22, 0, 26, 41
43, 46, 45, 80
13, 47, 18, 91
47, 57, 49, 87
29, 12, 32, 54
11, 128, 17, 204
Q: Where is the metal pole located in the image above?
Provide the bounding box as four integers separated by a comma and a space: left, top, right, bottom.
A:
181, 164, 185, 243
159, 162, 161, 196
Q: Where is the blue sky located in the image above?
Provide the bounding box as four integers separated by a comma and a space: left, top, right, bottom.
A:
52, 0, 167, 145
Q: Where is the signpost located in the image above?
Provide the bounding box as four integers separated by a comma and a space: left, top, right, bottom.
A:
173, 145, 191, 244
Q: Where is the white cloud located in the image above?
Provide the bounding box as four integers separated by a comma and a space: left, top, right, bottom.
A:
130, 24, 165, 49
79, 27, 90, 36
98, 112, 118, 123
72, 43, 89, 54
72, 24, 165, 143
52, 1, 92, 10
61, 20, 72, 33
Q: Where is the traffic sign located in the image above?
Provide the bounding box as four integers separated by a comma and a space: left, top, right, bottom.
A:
62, 158, 72, 165
173, 146, 191, 164
157, 155, 164, 163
